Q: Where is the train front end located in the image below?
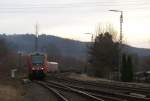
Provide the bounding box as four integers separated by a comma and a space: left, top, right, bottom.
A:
27, 52, 48, 80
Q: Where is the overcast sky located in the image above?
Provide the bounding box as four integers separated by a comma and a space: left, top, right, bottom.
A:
0, 0, 150, 48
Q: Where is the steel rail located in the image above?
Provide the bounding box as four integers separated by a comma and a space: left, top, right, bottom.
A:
47, 77, 150, 101
46, 80, 105, 101
52, 77, 150, 97
35, 81, 69, 101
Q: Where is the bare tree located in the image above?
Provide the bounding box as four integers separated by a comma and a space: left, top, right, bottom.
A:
88, 24, 119, 79
95, 24, 118, 42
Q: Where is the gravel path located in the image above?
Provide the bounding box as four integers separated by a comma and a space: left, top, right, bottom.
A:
23, 82, 57, 101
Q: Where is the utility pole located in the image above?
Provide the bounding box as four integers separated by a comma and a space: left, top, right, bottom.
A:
119, 11, 123, 80
109, 10, 123, 80
120, 11, 123, 47
84, 32, 95, 74
84, 33, 94, 42
35, 23, 39, 52
17, 51, 22, 72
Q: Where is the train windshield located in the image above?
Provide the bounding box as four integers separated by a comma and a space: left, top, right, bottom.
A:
31, 55, 44, 65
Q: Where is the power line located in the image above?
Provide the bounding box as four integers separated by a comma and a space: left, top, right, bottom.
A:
1, 3, 150, 7
0, 4, 150, 10
0, 1, 150, 13
1, 0, 150, 6
1, 0, 150, 7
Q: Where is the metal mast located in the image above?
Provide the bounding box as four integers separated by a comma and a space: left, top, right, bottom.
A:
109, 10, 123, 80
35, 23, 39, 52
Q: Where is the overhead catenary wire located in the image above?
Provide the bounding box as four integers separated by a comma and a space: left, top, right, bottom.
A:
0, 0, 150, 14
1, 0, 150, 9
1, 3, 150, 8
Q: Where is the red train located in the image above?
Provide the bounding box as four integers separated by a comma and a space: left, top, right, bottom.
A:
27, 52, 48, 80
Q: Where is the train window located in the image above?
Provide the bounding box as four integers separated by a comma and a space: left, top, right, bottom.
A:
31, 55, 44, 65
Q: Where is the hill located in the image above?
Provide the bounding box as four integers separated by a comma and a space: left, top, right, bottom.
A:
1, 34, 88, 61
1, 34, 150, 72
123, 45, 150, 57
1, 34, 150, 60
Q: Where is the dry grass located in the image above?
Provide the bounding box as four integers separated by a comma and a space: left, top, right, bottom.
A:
0, 62, 27, 101
68, 73, 150, 88
68, 73, 98, 81
0, 78, 25, 101
0, 85, 20, 101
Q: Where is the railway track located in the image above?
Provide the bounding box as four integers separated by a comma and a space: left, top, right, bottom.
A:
46, 80, 126, 101
53, 73, 150, 89
35, 80, 105, 101
47, 76, 150, 101
35, 81, 69, 101
50, 76, 150, 97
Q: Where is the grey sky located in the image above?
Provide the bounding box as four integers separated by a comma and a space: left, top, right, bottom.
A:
0, 0, 150, 48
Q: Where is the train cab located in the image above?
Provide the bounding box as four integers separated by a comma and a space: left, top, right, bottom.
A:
27, 52, 48, 80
